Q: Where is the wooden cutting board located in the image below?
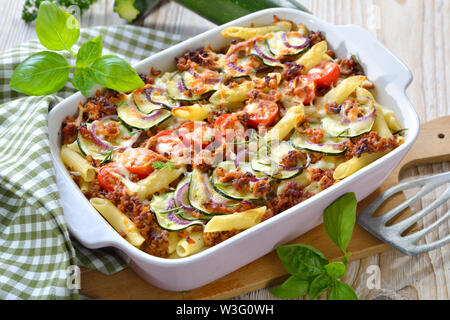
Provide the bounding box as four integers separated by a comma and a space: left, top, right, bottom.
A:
79, 116, 450, 300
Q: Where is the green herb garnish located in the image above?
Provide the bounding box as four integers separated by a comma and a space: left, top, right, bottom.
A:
11, 1, 144, 97
152, 160, 176, 170
270, 192, 358, 300
99, 149, 114, 165
21, 0, 98, 23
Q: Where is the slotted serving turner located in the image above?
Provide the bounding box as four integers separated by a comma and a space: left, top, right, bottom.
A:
357, 171, 450, 255
357, 116, 450, 256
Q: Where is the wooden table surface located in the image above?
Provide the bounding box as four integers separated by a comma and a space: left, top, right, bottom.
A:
1, 0, 448, 300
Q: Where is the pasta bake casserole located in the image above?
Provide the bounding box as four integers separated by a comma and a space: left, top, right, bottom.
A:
60, 17, 404, 259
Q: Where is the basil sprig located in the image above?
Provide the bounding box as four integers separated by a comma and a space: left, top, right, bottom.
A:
270, 192, 358, 300
10, 1, 144, 97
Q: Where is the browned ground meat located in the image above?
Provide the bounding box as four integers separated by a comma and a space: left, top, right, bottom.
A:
305, 127, 325, 144
142, 223, 170, 257
252, 180, 271, 198
280, 150, 305, 168
309, 168, 335, 190
82, 92, 117, 121
266, 182, 313, 215
62, 116, 78, 144
217, 167, 255, 193
203, 230, 242, 247
336, 56, 364, 76
176, 47, 218, 71
344, 132, 401, 159
282, 62, 305, 80
308, 152, 323, 164
309, 31, 326, 47
324, 102, 341, 115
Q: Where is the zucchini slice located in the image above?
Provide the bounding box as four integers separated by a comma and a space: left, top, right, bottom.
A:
188, 168, 238, 216
290, 124, 348, 156
321, 97, 376, 138
167, 72, 204, 102
167, 70, 218, 102
218, 55, 256, 79
117, 101, 172, 130
210, 161, 266, 201
77, 119, 134, 161
266, 31, 310, 57
174, 174, 211, 221
251, 141, 306, 180
150, 192, 204, 231
249, 40, 283, 68
182, 68, 220, 91
133, 87, 178, 113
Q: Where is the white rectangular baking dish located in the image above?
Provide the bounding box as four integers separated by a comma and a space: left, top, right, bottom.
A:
48, 8, 420, 292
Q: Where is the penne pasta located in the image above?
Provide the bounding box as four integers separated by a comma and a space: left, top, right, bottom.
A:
124, 166, 186, 199
333, 151, 388, 180
277, 171, 311, 195
168, 231, 181, 255
89, 198, 145, 248
264, 105, 304, 142
79, 178, 90, 193
296, 41, 329, 72
60, 145, 96, 182
176, 231, 205, 258
376, 103, 403, 132
320, 75, 367, 107
221, 21, 291, 40
373, 106, 393, 139
204, 207, 267, 233
209, 81, 253, 107
66, 140, 82, 154
172, 104, 212, 121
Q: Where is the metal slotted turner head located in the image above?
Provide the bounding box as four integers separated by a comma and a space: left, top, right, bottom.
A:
357, 171, 450, 256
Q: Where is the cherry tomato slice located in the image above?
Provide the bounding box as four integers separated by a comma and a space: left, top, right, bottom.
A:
308, 61, 341, 87
116, 148, 163, 179
97, 163, 119, 192
178, 121, 215, 149
243, 100, 279, 128
214, 113, 246, 143
153, 130, 186, 161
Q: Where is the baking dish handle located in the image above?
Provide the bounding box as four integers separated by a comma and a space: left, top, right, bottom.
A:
333, 24, 413, 89
55, 165, 123, 249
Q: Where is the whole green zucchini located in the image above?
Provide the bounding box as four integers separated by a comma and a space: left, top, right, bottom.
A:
173, 0, 310, 24
115, 0, 309, 24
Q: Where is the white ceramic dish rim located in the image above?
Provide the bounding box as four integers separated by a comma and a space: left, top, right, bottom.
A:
49, 8, 420, 268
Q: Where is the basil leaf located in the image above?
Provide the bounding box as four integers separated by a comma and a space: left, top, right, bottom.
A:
72, 68, 96, 97
324, 261, 346, 280
323, 192, 357, 254
10, 51, 71, 96
270, 275, 309, 299
36, 2, 80, 51
276, 244, 329, 279
89, 55, 145, 93
308, 273, 331, 299
328, 280, 358, 300
76, 36, 103, 67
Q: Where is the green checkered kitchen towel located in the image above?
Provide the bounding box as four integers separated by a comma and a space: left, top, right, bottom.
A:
0, 25, 183, 299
